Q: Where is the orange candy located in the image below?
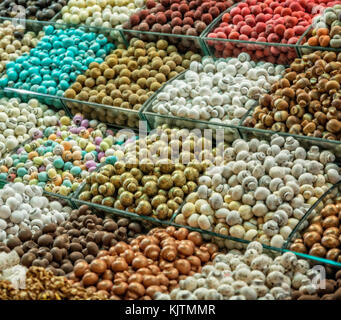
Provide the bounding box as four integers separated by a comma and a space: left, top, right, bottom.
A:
319, 35, 330, 47
0, 165, 8, 173
52, 175, 62, 186
61, 141, 72, 151
316, 28, 329, 37
62, 150, 72, 161
72, 150, 82, 160
48, 134, 57, 141
28, 151, 39, 160
308, 36, 318, 46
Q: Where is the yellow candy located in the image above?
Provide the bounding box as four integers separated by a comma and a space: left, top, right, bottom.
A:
60, 116, 71, 126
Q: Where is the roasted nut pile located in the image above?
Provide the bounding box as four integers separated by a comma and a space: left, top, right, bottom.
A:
0, 204, 143, 277
0, 97, 63, 158
290, 197, 341, 262
175, 135, 340, 248
155, 241, 320, 300
0, 20, 40, 74
0, 266, 107, 300
65, 38, 199, 111
71, 227, 218, 299
0, 0, 67, 21
59, 0, 146, 28
304, 5, 341, 49
150, 54, 284, 127
124, 0, 235, 52
78, 126, 222, 220
0, 183, 71, 244
244, 51, 341, 139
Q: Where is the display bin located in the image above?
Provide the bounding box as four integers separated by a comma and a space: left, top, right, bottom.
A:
0, 121, 139, 201
72, 161, 184, 227
239, 106, 341, 158
140, 64, 251, 142
200, 1, 304, 65
117, 1, 243, 55
297, 24, 341, 56
284, 180, 341, 269
0, 18, 148, 129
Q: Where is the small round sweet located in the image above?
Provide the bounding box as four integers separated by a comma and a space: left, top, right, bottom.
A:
206, 0, 337, 64
0, 114, 130, 196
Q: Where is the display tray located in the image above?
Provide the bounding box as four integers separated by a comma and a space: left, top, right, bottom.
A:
200, 3, 303, 65
239, 106, 341, 158
0, 18, 147, 129
285, 180, 341, 268
71, 161, 182, 226
140, 61, 256, 142
297, 22, 341, 56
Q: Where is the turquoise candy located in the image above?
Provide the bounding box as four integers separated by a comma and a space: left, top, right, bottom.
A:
19, 155, 28, 162
47, 87, 56, 95
41, 57, 52, 66
62, 180, 72, 188
64, 162, 73, 170
13, 159, 20, 167
96, 49, 106, 58
37, 182, 46, 188
70, 166, 81, 176
53, 157, 64, 169
105, 156, 117, 165
59, 80, 69, 91
19, 70, 28, 80
7, 70, 18, 81
31, 75, 42, 85
44, 25, 54, 35
1, 27, 110, 94
38, 172, 48, 182
0, 77, 8, 87
17, 167, 28, 177
37, 86, 47, 94
81, 150, 86, 158
0, 173, 7, 180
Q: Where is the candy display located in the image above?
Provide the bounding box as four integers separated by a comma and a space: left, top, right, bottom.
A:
304, 5, 341, 50
155, 241, 320, 300
175, 135, 340, 248
0, 0, 341, 303
71, 227, 217, 299
290, 191, 341, 262
0, 266, 107, 299
244, 51, 341, 139
122, 0, 235, 52
0, 97, 63, 158
205, 0, 339, 64
0, 114, 130, 195
0, 183, 71, 244
148, 54, 284, 131
292, 269, 341, 300
65, 38, 198, 112
0, 20, 41, 74
0, 204, 143, 277
0, 0, 68, 21
78, 125, 218, 220
59, 0, 146, 29
0, 25, 115, 96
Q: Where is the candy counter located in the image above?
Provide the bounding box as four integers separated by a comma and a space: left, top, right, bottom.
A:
0, 0, 341, 301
